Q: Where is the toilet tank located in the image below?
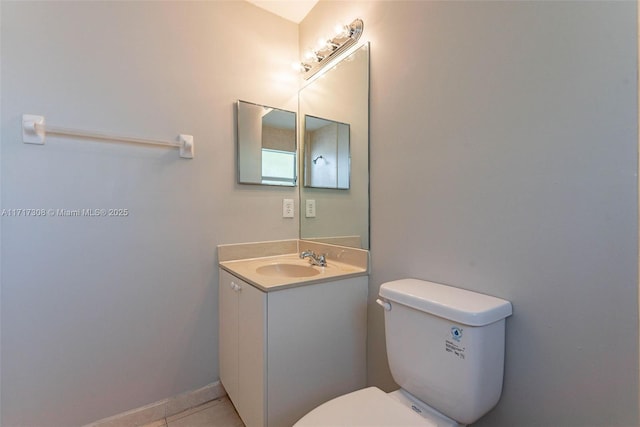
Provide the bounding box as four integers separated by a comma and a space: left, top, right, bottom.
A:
379, 279, 512, 425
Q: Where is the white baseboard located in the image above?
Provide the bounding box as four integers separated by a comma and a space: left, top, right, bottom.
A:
84, 381, 226, 427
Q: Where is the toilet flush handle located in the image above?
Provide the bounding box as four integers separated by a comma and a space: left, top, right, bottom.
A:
376, 298, 391, 311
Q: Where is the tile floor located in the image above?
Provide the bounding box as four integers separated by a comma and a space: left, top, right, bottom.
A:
141, 396, 244, 427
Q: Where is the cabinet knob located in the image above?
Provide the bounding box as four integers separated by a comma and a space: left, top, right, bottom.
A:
230, 282, 242, 292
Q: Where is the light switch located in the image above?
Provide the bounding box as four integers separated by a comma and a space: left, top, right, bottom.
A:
305, 199, 316, 218
283, 199, 294, 218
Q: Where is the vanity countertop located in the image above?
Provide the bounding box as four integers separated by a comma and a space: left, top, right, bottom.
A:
219, 253, 368, 292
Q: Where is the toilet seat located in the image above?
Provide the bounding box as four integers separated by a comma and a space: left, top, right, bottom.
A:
293, 387, 441, 426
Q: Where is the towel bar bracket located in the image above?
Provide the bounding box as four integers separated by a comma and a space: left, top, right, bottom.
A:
22, 114, 45, 145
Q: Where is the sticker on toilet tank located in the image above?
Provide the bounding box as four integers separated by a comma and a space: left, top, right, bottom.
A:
445, 326, 466, 360
450, 326, 463, 341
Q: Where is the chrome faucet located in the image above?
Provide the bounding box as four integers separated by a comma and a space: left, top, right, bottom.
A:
300, 250, 327, 267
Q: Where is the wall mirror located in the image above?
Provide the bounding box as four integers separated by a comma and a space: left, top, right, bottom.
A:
299, 43, 369, 249
236, 100, 297, 186
304, 115, 350, 189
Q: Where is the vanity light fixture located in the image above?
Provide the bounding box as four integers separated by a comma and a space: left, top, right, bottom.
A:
299, 18, 363, 80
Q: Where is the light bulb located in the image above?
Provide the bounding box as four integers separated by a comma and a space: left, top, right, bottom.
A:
333, 23, 347, 37
317, 37, 327, 48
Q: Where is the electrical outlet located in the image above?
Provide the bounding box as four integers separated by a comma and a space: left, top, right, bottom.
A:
305, 199, 316, 218
283, 199, 294, 218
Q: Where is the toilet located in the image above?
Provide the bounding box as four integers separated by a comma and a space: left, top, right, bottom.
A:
294, 278, 513, 427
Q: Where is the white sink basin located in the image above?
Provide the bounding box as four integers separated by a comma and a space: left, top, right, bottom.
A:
256, 263, 320, 278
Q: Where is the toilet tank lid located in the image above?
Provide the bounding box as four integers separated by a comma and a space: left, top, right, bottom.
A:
379, 279, 512, 326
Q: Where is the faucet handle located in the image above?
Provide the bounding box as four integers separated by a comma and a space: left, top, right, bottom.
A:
300, 249, 315, 259
318, 253, 327, 267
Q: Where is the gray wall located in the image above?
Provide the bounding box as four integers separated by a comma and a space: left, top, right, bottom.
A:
2, 1, 639, 426
0, 2, 298, 426
301, 1, 639, 426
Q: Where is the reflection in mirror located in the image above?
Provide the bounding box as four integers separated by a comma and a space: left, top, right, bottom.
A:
236, 100, 297, 186
304, 115, 350, 189
299, 43, 369, 249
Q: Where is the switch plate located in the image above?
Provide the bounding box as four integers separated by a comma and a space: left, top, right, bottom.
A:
283, 199, 294, 218
305, 199, 316, 218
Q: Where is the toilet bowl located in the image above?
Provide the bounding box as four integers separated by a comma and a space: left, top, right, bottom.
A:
294, 279, 512, 427
294, 387, 461, 427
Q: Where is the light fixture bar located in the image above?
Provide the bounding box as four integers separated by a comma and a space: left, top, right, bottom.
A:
301, 18, 364, 80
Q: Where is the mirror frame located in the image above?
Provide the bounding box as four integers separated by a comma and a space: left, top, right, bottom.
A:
236, 100, 297, 187
303, 114, 351, 190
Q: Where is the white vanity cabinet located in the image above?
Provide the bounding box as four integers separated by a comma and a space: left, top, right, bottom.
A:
219, 268, 367, 427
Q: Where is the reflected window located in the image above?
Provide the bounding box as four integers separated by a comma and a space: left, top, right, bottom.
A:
262, 149, 296, 185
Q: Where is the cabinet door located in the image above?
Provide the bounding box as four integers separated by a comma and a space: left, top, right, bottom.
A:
237, 281, 266, 427
267, 276, 368, 427
219, 270, 240, 403
219, 269, 267, 427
